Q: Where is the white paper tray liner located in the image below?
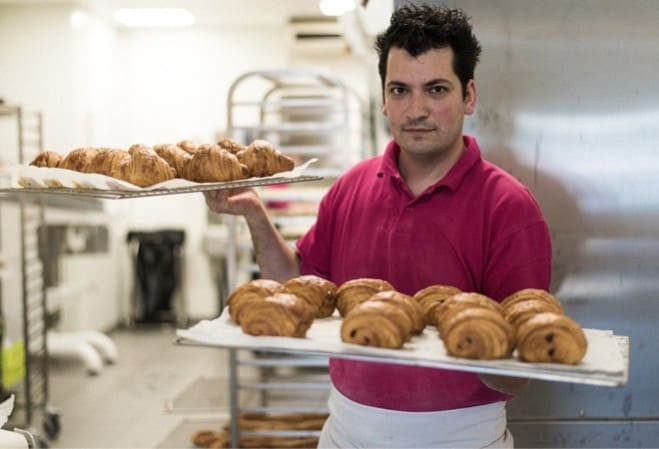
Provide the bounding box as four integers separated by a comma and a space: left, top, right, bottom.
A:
177, 309, 629, 387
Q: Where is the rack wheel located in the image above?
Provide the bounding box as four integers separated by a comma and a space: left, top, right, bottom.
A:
43, 409, 61, 440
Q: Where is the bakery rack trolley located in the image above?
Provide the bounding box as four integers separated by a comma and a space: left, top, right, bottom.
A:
218, 69, 369, 448
0, 103, 60, 444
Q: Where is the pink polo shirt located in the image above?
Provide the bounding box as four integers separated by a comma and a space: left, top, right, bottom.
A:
296, 135, 551, 411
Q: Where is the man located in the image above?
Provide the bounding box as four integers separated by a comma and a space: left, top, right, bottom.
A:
205, 4, 551, 448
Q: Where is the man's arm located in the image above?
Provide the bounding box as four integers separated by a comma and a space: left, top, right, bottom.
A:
204, 188, 300, 282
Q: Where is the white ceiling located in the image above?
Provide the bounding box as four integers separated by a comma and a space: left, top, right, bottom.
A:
0, 0, 327, 26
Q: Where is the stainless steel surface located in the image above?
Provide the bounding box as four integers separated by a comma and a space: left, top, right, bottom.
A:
0, 175, 323, 200
402, 0, 659, 446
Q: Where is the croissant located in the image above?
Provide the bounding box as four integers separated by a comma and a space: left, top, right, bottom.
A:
59, 147, 99, 173
176, 140, 197, 154
516, 312, 587, 364
87, 148, 131, 180
227, 279, 288, 324
236, 140, 295, 177
239, 293, 315, 338
185, 144, 248, 182
435, 292, 502, 336
340, 300, 411, 349
413, 285, 462, 326
153, 143, 191, 177
120, 144, 176, 187
335, 278, 394, 317
442, 307, 515, 360
283, 275, 338, 318
503, 298, 564, 331
368, 290, 425, 335
217, 137, 247, 154
501, 288, 563, 313
29, 151, 62, 168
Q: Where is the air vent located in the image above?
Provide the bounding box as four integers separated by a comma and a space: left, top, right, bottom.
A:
288, 16, 348, 56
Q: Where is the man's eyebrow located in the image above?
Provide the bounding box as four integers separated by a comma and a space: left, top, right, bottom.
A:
386, 78, 453, 87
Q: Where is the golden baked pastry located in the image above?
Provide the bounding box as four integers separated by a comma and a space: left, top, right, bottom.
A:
59, 147, 99, 173
442, 307, 515, 360
503, 298, 564, 331
217, 137, 247, 154
87, 148, 131, 180
176, 140, 196, 154
227, 279, 288, 325
29, 151, 62, 168
413, 285, 462, 326
368, 290, 425, 335
335, 278, 395, 317
340, 300, 412, 349
121, 144, 176, 187
153, 143, 191, 177
239, 292, 315, 338
516, 312, 587, 364
501, 288, 563, 313
283, 275, 338, 318
236, 139, 295, 177
185, 144, 248, 182
435, 292, 502, 336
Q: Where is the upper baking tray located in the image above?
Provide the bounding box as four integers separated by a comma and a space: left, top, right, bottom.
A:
176, 310, 629, 387
0, 159, 321, 199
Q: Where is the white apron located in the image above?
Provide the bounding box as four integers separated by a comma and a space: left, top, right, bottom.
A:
318, 386, 514, 449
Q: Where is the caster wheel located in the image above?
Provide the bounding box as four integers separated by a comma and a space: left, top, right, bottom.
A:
43, 410, 61, 440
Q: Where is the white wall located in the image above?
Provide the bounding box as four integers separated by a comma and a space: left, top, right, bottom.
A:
0, 3, 372, 325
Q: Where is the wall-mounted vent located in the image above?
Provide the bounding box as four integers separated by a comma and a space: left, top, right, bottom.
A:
288, 16, 348, 56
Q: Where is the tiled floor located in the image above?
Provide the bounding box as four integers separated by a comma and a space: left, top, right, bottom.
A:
46, 325, 231, 449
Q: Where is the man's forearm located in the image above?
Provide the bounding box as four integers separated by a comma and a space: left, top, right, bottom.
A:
244, 204, 300, 282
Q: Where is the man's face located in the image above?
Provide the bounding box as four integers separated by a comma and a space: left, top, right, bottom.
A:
382, 46, 476, 160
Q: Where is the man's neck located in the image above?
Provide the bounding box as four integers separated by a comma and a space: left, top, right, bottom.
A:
398, 144, 465, 197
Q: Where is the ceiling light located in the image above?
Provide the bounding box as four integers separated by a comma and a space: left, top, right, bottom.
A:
319, 0, 356, 17
114, 8, 195, 28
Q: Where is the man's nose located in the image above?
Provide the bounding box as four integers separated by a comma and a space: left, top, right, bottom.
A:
406, 91, 429, 120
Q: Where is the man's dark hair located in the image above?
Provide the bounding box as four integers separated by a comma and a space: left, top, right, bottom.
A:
375, 4, 481, 98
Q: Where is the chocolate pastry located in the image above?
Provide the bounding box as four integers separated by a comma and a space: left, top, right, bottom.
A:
340, 300, 412, 349
236, 139, 294, 177
516, 312, 587, 364
335, 278, 394, 317
227, 279, 287, 324
283, 275, 338, 318
368, 290, 425, 335
501, 288, 564, 313
435, 292, 502, 336
413, 284, 462, 326
239, 292, 315, 338
442, 307, 515, 360
503, 298, 564, 331
29, 151, 62, 168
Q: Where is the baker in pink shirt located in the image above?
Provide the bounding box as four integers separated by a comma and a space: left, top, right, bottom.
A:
205, 4, 551, 448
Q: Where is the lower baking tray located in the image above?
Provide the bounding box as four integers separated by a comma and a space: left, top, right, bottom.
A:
0, 160, 320, 199
176, 310, 629, 388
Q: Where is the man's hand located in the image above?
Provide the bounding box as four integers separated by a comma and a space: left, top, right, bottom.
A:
479, 374, 530, 395
203, 188, 261, 217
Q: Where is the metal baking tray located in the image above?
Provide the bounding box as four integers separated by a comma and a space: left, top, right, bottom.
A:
176, 310, 629, 387
0, 160, 321, 199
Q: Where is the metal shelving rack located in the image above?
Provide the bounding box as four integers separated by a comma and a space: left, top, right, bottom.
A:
0, 104, 58, 442
219, 69, 369, 447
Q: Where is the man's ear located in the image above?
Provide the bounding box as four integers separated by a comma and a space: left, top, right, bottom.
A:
464, 79, 477, 115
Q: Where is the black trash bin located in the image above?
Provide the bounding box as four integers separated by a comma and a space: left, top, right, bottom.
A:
127, 230, 185, 324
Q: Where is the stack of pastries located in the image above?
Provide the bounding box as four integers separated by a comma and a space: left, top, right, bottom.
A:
226, 276, 337, 338
501, 289, 587, 364
28, 138, 295, 187
226, 275, 588, 365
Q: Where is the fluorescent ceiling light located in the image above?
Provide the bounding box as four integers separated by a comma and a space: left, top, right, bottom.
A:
319, 0, 355, 16
114, 8, 195, 28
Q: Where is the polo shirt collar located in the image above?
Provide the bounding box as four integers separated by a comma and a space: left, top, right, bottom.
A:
376, 135, 482, 193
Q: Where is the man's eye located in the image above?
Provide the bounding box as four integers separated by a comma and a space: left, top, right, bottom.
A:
430, 85, 447, 94
390, 86, 406, 95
